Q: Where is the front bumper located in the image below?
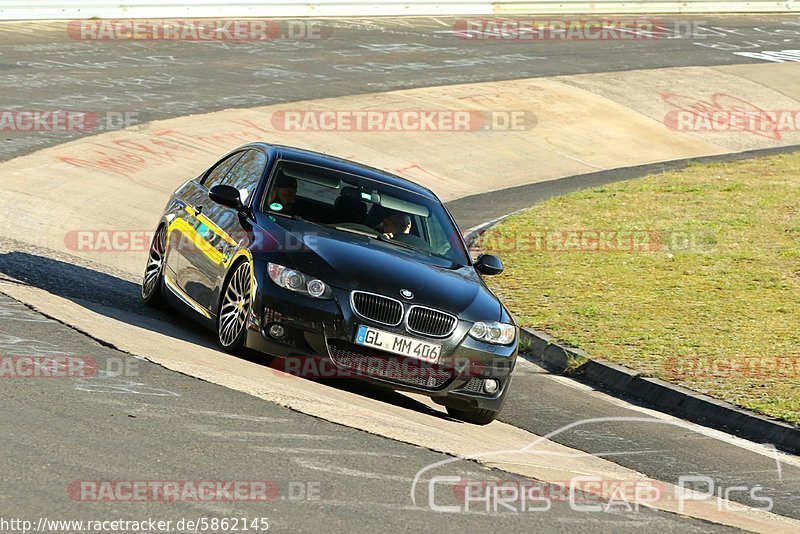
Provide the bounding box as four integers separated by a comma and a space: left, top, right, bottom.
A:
246, 264, 518, 411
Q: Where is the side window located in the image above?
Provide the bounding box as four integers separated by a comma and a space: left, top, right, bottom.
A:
202, 152, 244, 189
223, 150, 268, 205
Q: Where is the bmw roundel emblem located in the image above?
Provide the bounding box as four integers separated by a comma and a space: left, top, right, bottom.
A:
400, 289, 414, 300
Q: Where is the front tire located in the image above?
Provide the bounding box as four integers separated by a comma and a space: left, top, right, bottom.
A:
445, 406, 498, 425
142, 225, 167, 307
217, 260, 252, 352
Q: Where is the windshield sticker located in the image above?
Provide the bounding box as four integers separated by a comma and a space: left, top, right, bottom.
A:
270, 202, 283, 212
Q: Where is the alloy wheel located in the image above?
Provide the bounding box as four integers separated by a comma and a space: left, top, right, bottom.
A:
219, 261, 252, 347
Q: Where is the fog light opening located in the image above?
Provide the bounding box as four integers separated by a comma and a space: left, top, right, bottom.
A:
268, 324, 286, 339
483, 379, 499, 395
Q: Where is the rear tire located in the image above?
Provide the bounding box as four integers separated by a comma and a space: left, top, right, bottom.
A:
445, 406, 498, 425
217, 260, 252, 353
141, 225, 167, 307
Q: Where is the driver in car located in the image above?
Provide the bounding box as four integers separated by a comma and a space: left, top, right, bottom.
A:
268, 174, 297, 214
379, 211, 412, 240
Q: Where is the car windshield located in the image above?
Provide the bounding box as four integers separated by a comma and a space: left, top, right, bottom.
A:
261, 159, 469, 265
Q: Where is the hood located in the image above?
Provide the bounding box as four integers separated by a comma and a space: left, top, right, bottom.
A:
257, 219, 502, 321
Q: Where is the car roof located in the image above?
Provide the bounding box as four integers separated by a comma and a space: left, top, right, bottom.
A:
247, 142, 439, 200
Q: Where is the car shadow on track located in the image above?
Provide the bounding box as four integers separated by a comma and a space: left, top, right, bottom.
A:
0, 251, 454, 422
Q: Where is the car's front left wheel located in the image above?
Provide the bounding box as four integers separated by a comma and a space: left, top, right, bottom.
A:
446, 406, 498, 425
218, 260, 252, 352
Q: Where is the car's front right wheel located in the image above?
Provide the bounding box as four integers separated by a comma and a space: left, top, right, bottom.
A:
218, 260, 252, 352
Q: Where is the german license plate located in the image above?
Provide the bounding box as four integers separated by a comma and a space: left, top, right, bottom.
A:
355, 325, 441, 364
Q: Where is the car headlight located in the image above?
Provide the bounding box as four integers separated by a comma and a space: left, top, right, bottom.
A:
469, 321, 516, 345
267, 263, 333, 299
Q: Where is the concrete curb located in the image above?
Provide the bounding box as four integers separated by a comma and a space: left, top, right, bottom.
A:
519, 329, 800, 454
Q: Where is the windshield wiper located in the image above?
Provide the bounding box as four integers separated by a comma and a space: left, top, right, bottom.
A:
329, 225, 378, 238
289, 214, 329, 229
330, 224, 453, 262
375, 233, 443, 258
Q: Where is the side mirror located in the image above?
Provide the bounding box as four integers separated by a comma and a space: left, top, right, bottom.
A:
474, 254, 504, 275
209, 184, 244, 210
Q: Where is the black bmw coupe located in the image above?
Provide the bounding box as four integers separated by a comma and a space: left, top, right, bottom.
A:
142, 143, 518, 424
